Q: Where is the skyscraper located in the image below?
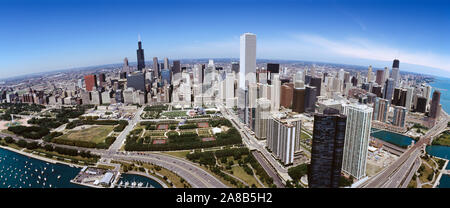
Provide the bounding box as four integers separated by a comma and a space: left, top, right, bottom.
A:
430, 90, 441, 119
373, 97, 389, 122
280, 84, 293, 108
384, 78, 395, 102
415, 96, 427, 113
123, 57, 130, 73
384, 67, 390, 83
127, 72, 146, 92
375, 70, 384, 85
292, 82, 305, 113
231, 62, 239, 74
98, 73, 106, 88
172, 60, 181, 75
238, 33, 257, 124
393, 88, 401, 105
266, 116, 300, 165
255, 98, 271, 139
342, 104, 373, 180
267, 63, 279, 84
84, 75, 97, 92
310, 77, 322, 97
153, 57, 159, 78
405, 87, 414, 111
164, 58, 169, 70
136, 36, 145, 71
367, 65, 373, 83
239, 33, 256, 90
270, 73, 281, 112
393, 106, 407, 127
309, 108, 347, 188
391, 59, 400, 86
305, 85, 317, 113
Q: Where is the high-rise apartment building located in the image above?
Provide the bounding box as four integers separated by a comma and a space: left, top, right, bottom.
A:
342, 104, 373, 180
255, 98, 271, 139
430, 90, 441, 119
266, 115, 301, 165
309, 108, 346, 188
373, 97, 389, 122
393, 106, 407, 127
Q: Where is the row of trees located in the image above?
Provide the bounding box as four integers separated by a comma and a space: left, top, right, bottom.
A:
27, 117, 68, 129
0, 136, 96, 158
245, 152, 274, 185
8, 125, 50, 140
52, 136, 116, 149
208, 118, 232, 127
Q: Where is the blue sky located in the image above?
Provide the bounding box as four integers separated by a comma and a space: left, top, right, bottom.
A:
1, 0, 450, 78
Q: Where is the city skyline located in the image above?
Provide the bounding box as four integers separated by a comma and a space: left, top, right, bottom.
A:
1, 0, 450, 78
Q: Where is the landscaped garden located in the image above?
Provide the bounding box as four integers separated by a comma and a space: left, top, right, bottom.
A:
124, 118, 241, 151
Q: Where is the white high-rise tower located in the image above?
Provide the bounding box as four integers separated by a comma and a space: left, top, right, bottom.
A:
239, 33, 256, 90
342, 104, 373, 180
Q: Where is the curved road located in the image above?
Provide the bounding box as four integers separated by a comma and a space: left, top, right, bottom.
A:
106, 152, 227, 188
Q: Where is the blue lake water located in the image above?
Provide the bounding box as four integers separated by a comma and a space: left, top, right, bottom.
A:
370, 128, 414, 148
438, 174, 450, 188
426, 145, 450, 161
429, 77, 450, 113
0, 147, 84, 188
117, 173, 163, 188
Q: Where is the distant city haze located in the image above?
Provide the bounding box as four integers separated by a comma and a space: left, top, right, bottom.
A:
1, 0, 449, 78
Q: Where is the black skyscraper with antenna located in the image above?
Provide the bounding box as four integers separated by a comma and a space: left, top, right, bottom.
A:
137, 35, 145, 71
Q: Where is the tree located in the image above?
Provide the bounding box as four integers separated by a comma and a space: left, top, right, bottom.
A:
4, 137, 13, 143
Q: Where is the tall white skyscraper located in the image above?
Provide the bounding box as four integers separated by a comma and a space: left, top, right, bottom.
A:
271, 73, 281, 112
238, 33, 257, 124
405, 87, 414, 111
239, 33, 257, 90
342, 104, 373, 180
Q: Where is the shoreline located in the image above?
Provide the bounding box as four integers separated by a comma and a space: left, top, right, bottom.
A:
0, 145, 85, 169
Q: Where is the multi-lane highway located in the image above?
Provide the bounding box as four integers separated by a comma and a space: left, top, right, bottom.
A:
360, 114, 449, 188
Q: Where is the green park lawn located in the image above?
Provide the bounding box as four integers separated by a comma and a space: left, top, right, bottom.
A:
57, 125, 114, 144
432, 130, 450, 146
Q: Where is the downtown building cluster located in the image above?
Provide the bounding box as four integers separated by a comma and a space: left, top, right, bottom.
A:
0, 32, 443, 189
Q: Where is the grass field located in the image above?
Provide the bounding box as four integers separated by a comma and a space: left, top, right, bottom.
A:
433, 130, 450, 146
58, 125, 114, 144
229, 165, 263, 188
162, 151, 191, 158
